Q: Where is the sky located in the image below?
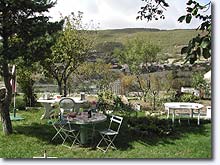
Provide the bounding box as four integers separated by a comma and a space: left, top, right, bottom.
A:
48, 0, 211, 30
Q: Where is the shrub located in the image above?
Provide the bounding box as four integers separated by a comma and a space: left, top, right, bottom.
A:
127, 116, 172, 136
180, 93, 199, 102
97, 91, 135, 116
10, 96, 26, 111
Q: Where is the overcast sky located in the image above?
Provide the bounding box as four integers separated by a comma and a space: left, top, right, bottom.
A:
48, 0, 211, 30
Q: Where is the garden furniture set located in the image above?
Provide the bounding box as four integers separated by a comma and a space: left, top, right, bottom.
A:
38, 96, 123, 153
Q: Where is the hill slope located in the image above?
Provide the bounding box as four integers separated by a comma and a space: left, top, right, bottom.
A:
95, 28, 199, 60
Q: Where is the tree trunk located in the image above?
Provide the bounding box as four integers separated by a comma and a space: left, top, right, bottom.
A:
1, 20, 13, 134
0, 99, 13, 135
0, 63, 13, 135
136, 75, 148, 102
63, 78, 67, 97
57, 81, 62, 96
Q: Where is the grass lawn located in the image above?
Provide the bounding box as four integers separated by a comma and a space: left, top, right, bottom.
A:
0, 108, 212, 159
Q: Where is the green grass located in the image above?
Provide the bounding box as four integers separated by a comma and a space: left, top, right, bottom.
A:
96, 29, 200, 59
0, 109, 211, 159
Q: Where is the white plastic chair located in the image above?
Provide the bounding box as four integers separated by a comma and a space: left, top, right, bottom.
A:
96, 115, 123, 153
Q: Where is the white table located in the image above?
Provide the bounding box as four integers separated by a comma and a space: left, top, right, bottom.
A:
164, 102, 204, 125
37, 97, 87, 119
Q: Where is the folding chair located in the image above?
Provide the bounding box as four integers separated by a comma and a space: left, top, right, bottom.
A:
59, 98, 80, 148
61, 120, 80, 148
96, 115, 123, 153
51, 98, 80, 147
50, 108, 65, 141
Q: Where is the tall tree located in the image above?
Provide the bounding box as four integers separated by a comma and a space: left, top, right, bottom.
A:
41, 12, 95, 96
16, 61, 40, 107
0, 0, 60, 135
137, 0, 211, 64
114, 37, 161, 101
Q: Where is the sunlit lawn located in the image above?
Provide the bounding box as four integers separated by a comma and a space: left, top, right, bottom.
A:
0, 108, 211, 159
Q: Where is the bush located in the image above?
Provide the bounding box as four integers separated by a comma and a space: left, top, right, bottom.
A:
10, 96, 26, 111
180, 93, 199, 102
163, 91, 199, 103
127, 116, 172, 136
97, 91, 135, 116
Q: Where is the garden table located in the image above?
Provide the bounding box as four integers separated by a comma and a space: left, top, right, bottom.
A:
67, 112, 107, 145
164, 102, 204, 125
37, 97, 87, 119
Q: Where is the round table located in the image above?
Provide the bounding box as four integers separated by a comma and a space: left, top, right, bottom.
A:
67, 112, 107, 145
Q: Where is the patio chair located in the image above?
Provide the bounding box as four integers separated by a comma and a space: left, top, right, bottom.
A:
61, 120, 80, 148
59, 97, 76, 119
59, 98, 80, 147
96, 115, 123, 153
50, 108, 66, 142
50, 98, 75, 140
51, 98, 80, 147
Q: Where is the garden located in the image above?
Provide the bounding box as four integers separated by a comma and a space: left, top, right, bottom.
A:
0, 103, 211, 158
0, 0, 211, 159
0, 90, 212, 158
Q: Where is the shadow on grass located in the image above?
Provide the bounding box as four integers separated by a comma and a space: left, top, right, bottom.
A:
14, 122, 65, 145
13, 115, 211, 152
115, 116, 211, 150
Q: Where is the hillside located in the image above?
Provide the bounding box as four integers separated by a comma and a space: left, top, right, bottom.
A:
95, 28, 200, 61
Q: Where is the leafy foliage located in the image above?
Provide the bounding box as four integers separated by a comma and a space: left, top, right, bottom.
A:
191, 72, 207, 89
191, 72, 210, 98
96, 90, 114, 113
137, 0, 169, 21
96, 91, 135, 116
16, 61, 39, 107
137, 0, 211, 64
41, 12, 96, 96
0, 0, 60, 134
127, 116, 172, 136
9, 96, 26, 111
0, 0, 62, 61
114, 37, 161, 75
179, 93, 199, 102
114, 37, 161, 101
76, 60, 119, 90
178, 0, 211, 63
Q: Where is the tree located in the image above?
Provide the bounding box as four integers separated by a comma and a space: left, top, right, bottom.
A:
137, 0, 211, 64
114, 37, 161, 101
76, 60, 119, 91
16, 61, 39, 107
41, 12, 95, 96
120, 75, 136, 95
178, 0, 211, 64
0, 0, 60, 135
191, 72, 208, 98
